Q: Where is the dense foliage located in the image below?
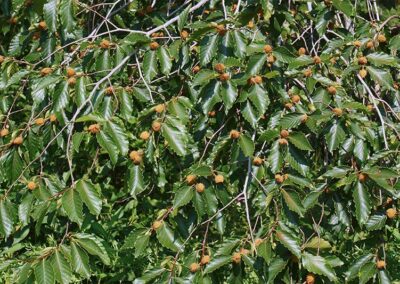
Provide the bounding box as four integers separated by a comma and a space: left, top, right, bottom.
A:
1, 0, 400, 283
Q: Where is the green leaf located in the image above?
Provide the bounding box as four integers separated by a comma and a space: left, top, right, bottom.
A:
246, 54, 267, 75
220, 81, 237, 111
241, 100, 258, 127
51, 250, 72, 284
53, 81, 69, 112
76, 180, 102, 216
302, 252, 337, 281
192, 70, 216, 87
378, 269, 391, 284
248, 84, 269, 114
275, 226, 301, 258
96, 130, 119, 164
104, 120, 129, 155
71, 243, 91, 278
133, 268, 166, 284
173, 187, 194, 209
34, 259, 55, 284
177, 5, 191, 32
60, 0, 74, 33
43, 0, 57, 32
161, 117, 189, 156
62, 188, 83, 225
267, 258, 287, 284
281, 189, 305, 217
127, 165, 145, 197
74, 233, 110, 265
203, 256, 231, 274
332, 0, 354, 17
353, 181, 371, 225
366, 66, 394, 91
200, 34, 219, 66
304, 237, 331, 250
0, 199, 14, 238
143, 50, 158, 81
238, 134, 254, 157
157, 47, 172, 75
366, 52, 399, 67
288, 55, 313, 69
365, 214, 386, 231
326, 120, 346, 152
287, 132, 313, 151
231, 31, 247, 58
359, 262, 377, 284
156, 222, 183, 252
268, 141, 283, 174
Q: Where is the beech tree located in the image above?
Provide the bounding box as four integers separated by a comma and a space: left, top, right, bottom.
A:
0, 0, 400, 283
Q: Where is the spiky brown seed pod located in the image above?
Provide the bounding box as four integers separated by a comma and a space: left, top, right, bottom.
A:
195, 183, 205, 193
186, 174, 197, 185
285, 102, 293, 109
40, 67, 52, 76
66, 67, 75, 78
49, 114, 57, 122
376, 260, 386, 269
254, 238, 263, 246
300, 114, 308, 123
263, 45, 273, 53
214, 174, 224, 184
100, 39, 110, 49
366, 104, 374, 112
38, 21, 47, 30
216, 24, 226, 35
27, 181, 37, 190
377, 34, 386, 43
366, 40, 374, 49
332, 108, 343, 116
149, 41, 159, 50
306, 274, 315, 284
129, 150, 143, 165
105, 86, 114, 95
248, 75, 262, 85
359, 69, 367, 78
353, 40, 362, 48
208, 110, 216, 117
253, 157, 263, 166
0, 128, 9, 137
278, 138, 288, 145
139, 131, 150, 141
358, 56, 368, 65
275, 174, 284, 183
232, 252, 241, 264
298, 47, 306, 56
358, 172, 367, 182
180, 30, 189, 39
313, 56, 321, 64
386, 208, 397, 219
303, 68, 312, 77
35, 118, 45, 126
88, 124, 101, 134
214, 63, 225, 73
0, 55, 5, 64
12, 136, 23, 145
192, 65, 200, 74
189, 263, 200, 273
154, 104, 165, 113
68, 77, 76, 86
230, 130, 240, 139
152, 121, 162, 132
200, 255, 210, 265
267, 55, 275, 64
219, 73, 230, 81
280, 130, 289, 138
291, 95, 301, 104
327, 86, 337, 95
152, 220, 162, 230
